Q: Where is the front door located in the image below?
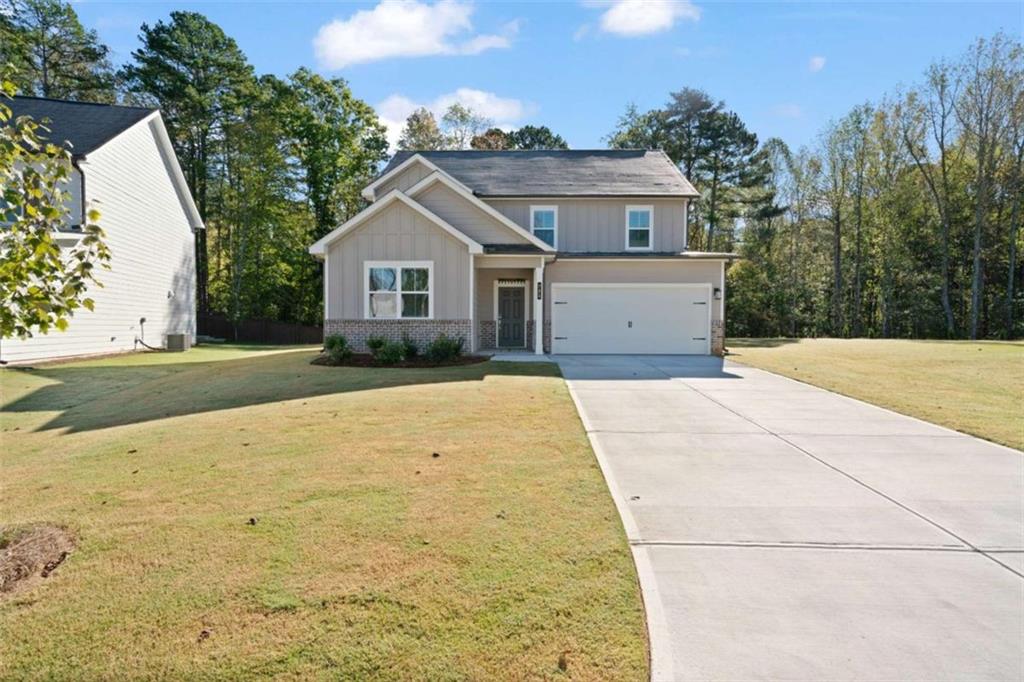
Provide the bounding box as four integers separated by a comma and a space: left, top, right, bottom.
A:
497, 286, 526, 347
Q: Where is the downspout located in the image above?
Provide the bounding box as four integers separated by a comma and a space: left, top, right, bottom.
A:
71, 154, 87, 229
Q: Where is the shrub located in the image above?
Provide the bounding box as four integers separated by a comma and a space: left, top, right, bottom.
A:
425, 334, 464, 363
366, 336, 387, 353
323, 334, 352, 363
400, 334, 418, 358
372, 340, 406, 365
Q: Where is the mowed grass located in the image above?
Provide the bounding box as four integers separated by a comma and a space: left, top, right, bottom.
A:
728, 338, 1024, 451
0, 346, 647, 680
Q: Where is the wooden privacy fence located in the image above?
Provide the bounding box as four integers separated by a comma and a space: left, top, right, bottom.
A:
198, 313, 323, 345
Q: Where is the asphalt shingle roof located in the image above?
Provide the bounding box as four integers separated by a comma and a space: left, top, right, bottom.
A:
383, 149, 699, 197
8, 96, 156, 156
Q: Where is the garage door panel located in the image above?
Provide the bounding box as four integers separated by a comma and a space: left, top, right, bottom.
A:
552, 284, 710, 355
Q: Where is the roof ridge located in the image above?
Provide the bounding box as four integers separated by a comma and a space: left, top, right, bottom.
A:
410, 148, 660, 153
11, 94, 156, 112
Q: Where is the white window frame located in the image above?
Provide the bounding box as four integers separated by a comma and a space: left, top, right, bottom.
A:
530, 205, 558, 250
363, 260, 434, 320
625, 205, 654, 251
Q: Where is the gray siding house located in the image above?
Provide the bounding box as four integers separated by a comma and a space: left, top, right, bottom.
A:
1, 97, 203, 363
309, 150, 734, 356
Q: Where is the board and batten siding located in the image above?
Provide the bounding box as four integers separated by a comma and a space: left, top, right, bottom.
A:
375, 160, 433, 196
485, 198, 687, 253
414, 182, 530, 245
325, 201, 471, 319
0, 116, 196, 363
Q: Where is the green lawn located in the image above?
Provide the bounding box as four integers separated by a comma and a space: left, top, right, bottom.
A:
728, 338, 1024, 451
0, 346, 647, 680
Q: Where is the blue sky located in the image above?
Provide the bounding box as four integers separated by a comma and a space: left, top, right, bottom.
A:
74, 1, 1022, 152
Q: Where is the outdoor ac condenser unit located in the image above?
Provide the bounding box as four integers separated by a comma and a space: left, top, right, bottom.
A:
166, 333, 191, 352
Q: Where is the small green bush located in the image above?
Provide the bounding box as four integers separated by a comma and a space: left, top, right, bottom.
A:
372, 340, 406, 365
400, 334, 418, 358
366, 336, 387, 353
323, 334, 352, 363
425, 334, 464, 362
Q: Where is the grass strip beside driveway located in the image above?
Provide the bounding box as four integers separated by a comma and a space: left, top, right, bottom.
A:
728, 338, 1023, 451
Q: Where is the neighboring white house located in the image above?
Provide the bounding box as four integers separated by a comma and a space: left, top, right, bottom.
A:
1, 96, 203, 364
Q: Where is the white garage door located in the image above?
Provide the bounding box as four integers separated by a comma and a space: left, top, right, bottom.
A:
551, 284, 711, 355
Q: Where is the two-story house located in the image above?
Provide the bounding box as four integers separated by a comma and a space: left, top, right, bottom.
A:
309, 150, 734, 356
1, 96, 203, 364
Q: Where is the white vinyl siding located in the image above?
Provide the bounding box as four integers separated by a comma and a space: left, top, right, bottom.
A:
0, 116, 196, 363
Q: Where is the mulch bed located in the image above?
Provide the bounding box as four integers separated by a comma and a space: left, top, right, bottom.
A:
310, 353, 489, 368
1, 525, 75, 595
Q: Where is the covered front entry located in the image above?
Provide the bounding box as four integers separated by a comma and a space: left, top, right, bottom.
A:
474, 255, 547, 353
496, 281, 527, 347
551, 283, 710, 355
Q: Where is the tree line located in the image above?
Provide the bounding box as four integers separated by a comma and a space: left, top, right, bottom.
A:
1, 0, 572, 328
609, 33, 1023, 340
4, 1, 1020, 340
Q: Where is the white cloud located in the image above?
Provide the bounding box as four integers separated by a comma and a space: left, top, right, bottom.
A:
314, 0, 516, 69
808, 55, 826, 73
772, 103, 803, 118
377, 88, 534, 149
588, 0, 701, 37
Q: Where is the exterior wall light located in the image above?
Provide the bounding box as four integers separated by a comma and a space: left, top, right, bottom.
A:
713, 287, 722, 300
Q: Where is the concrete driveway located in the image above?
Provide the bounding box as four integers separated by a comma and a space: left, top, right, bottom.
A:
558, 355, 1023, 681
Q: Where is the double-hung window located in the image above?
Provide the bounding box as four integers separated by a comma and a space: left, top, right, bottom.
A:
626, 206, 653, 250
366, 261, 432, 319
530, 206, 557, 249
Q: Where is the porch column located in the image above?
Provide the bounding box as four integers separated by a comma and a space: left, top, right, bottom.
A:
533, 262, 544, 355
468, 254, 476, 353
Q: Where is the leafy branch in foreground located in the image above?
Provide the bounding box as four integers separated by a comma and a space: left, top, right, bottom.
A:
0, 68, 110, 339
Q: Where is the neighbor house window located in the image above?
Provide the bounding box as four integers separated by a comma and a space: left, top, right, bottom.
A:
365, 261, 432, 319
626, 206, 653, 250
530, 206, 557, 249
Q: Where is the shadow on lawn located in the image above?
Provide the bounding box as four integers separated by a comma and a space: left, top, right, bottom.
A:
726, 338, 801, 349
3, 351, 561, 434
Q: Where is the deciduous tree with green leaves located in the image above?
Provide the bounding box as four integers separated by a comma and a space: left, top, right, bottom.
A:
0, 71, 109, 345
397, 107, 446, 151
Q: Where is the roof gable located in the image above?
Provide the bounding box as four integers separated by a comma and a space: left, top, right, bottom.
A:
406, 172, 555, 252
309, 190, 483, 257
10, 96, 156, 156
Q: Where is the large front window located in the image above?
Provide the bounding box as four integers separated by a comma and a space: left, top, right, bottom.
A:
626, 206, 653, 250
366, 262, 432, 319
530, 206, 557, 248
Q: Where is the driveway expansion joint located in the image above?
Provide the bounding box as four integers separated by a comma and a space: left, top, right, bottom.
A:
678, 375, 1024, 580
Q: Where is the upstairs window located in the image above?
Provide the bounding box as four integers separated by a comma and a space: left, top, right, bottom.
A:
530, 206, 557, 249
366, 262, 432, 319
626, 206, 653, 250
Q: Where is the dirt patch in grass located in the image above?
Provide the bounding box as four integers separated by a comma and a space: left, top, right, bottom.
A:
310, 352, 489, 368
1, 525, 75, 595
